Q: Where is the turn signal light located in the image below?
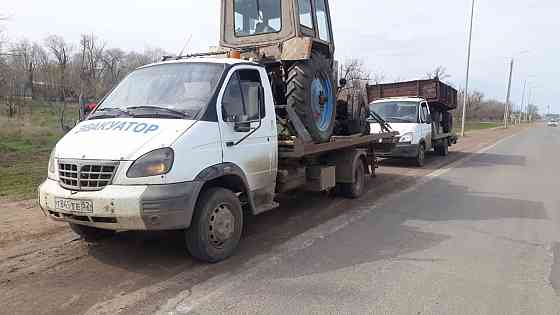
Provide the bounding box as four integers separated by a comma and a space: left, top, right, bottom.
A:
229, 50, 241, 59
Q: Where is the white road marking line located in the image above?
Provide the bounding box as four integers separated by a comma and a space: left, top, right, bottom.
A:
157, 131, 526, 315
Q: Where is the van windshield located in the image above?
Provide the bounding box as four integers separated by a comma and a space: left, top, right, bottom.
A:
370, 101, 419, 123
96, 63, 225, 119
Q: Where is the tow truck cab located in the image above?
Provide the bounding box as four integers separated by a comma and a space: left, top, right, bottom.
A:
39, 58, 279, 233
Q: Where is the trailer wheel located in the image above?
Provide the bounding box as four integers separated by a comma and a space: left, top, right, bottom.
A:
69, 223, 115, 242
340, 161, 366, 199
287, 52, 336, 143
186, 187, 243, 263
415, 143, 426, 167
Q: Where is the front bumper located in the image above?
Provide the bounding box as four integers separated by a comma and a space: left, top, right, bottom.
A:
377, 143, 419, 158
38, 179, 203, 231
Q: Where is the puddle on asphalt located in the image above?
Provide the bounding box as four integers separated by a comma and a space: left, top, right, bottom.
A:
551, 242, 560, 295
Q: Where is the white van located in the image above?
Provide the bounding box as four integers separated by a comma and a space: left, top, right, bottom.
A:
370, 97, 456, 166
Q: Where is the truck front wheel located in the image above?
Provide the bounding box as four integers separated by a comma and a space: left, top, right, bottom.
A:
69, 223, 115, 242
415, 143, 426, 167
186, 187, 243, 263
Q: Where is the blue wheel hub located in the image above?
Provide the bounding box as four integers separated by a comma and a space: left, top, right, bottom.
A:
310, 78, 334, 132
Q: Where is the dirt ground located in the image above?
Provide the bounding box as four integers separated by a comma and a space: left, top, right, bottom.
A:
0, 125, 529, 315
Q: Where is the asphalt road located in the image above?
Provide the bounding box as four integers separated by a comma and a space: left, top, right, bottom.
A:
162, 125, 560, 314
2, 125, 559, 315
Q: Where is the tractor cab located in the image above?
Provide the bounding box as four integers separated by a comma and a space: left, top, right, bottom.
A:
220, 0, 335, 61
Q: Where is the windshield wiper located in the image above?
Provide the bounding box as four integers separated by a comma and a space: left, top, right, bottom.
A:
126, 106, 189, 119
88, 108, 131, 120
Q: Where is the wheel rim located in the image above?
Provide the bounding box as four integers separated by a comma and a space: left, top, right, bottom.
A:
310, 77, 334, 132
355, 164, 364, 193
208, 203, 235, 249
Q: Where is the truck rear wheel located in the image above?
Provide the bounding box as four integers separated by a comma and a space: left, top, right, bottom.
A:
442, 112, 453, 133
440, 138, 449, 156
287, 52, 336, 143
69, 223, 115, 242
339, 161, 366, 199
186, 187, 243, 263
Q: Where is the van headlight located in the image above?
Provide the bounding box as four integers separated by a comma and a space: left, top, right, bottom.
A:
127, 148, 174, 178
399, 133, 413, 143
48, 149, 57, 180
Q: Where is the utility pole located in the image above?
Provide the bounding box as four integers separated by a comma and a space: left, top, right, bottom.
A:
519, 80, 526, 123
461, 0, 476, 137
504, 58, 514, 128
526, 88, 532, 121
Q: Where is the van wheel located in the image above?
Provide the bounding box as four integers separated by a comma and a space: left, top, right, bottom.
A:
69, 223, 115, 242
186, 188, 243, 263
340, 161, 366, 199
415, 144, 426, 167
440, 138, 449, 156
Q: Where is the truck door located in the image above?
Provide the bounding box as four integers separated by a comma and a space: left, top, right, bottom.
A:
419, 102, 432, 148
217, 66, 277, 202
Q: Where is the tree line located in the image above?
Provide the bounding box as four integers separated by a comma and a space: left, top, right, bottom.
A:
0, 31, 169, 111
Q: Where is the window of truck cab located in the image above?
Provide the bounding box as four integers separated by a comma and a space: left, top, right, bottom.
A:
234, 0, 282, 37
221, 69, 266, 122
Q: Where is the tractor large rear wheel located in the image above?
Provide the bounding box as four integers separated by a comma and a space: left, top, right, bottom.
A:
287, 52, 336, 143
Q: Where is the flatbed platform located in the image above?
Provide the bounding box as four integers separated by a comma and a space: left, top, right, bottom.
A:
279, 131, 399, 159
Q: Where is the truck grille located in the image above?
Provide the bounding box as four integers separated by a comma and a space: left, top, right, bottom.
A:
58, 160, 119, 191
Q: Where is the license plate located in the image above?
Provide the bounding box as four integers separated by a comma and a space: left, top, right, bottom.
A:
55, 198, 93, 213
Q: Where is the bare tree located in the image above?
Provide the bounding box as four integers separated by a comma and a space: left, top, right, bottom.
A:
78, 34, 105, 102
44, 35, 73, 101
10, 40, 47, 99
102, 48, 125, 86
426, 66, 451, 81
340, 58, 371, 82
370, 72, 386, 85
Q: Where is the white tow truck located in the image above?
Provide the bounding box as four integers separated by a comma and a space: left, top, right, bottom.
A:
39, 58, 397, 262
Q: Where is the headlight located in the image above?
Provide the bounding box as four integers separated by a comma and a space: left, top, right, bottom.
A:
127, 148, 174, 178
48, 149, 57, 180
399, 133, 413, 143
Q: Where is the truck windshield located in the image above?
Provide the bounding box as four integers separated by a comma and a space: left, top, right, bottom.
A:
95, 63, 225, 119
234, 0, 282, 37
370, 101, 419, 123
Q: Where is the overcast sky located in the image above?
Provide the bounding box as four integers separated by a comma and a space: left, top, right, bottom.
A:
1, 0, 558, 114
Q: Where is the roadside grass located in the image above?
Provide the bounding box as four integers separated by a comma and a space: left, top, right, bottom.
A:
454, 121, 502, 133
0, 102, 78, 201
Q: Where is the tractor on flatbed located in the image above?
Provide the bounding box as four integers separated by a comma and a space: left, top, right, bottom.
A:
220, 0, 369, 143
